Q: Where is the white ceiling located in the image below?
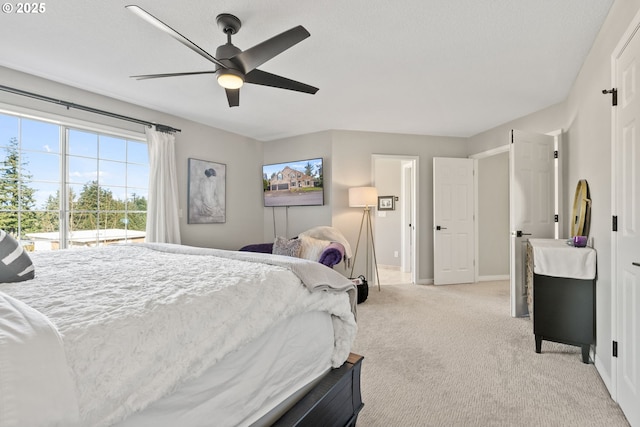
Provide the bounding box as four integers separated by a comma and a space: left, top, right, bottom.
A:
0, 0, 614, 141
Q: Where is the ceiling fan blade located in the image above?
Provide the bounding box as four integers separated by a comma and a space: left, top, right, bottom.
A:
231, 26, 310, 73
226, 88, 240, 107
126, 5, 227, 69
131, 71, 217, 80
245, 69, 318, 94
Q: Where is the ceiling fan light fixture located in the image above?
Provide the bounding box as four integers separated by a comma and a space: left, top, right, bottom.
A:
126, 6, 317, 107
217, 69, 244, 89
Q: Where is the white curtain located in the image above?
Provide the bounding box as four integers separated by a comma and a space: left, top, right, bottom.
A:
145, 127, 181, 244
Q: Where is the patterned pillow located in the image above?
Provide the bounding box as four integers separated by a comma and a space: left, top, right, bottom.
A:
272, 236, 302, 258
0, 230, 35, 283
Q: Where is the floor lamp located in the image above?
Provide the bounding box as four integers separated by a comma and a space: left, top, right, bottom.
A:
348, 186, 381, 291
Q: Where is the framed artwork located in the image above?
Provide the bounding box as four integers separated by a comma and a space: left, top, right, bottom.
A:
187, 158, 226, 224
378, 195, 395, 211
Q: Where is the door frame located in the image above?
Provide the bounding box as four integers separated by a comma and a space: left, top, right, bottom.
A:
469, 130, 562, 286
470, 145, 510, 282
372, 154, 419, 285
401, 160, 414, 274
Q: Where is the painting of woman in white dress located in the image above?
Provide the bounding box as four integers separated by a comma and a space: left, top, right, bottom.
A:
187, 158, 226, 223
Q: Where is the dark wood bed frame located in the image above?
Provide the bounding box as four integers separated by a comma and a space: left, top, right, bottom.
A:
272, 353, 364, 426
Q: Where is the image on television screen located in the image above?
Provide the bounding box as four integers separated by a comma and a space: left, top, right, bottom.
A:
263, 158, 324, 207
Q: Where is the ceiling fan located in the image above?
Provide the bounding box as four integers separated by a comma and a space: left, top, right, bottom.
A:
125, 5, 319, 107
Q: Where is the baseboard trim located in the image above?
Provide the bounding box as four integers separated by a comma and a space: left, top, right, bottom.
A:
478, 275, 509, 282
415, 277, 509, 285
416, 278, 509, 285
594, 353, 615, 399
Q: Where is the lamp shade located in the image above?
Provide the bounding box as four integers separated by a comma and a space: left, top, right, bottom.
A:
349, 186, 378, 207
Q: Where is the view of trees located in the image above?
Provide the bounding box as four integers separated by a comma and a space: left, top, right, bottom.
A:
0, 138, 38, 234
304, 160, 323, 187
0, 137, 147, 239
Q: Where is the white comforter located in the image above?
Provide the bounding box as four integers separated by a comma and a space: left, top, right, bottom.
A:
0, 243, 357, 427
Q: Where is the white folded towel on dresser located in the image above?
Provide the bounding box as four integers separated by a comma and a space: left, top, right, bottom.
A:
529, 238, 597, 280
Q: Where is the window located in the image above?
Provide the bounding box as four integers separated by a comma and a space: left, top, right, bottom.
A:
0, 112, 148, 251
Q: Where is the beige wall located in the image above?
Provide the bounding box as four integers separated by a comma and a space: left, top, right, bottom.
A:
261, 131, 333, 242
262, 129, 469, 282
563, 0, 640, 390
373, 157, 403, 268
330, 130, 469, 282
467, 0, 640, 393
477, 151, 509, 278
177, 121, 263, 250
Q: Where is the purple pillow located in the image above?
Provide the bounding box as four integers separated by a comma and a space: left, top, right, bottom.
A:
239, 243, 273, 253
318, 242, 345, 267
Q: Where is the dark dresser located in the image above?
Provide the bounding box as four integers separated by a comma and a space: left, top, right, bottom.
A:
527, 239, 597, 364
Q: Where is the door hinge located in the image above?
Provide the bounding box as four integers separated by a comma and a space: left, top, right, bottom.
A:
613, 341, 618, 358
612, 215, 618, 232
554, 150, 558, 159
602, 88, 618, 106
554, 214, 559, 223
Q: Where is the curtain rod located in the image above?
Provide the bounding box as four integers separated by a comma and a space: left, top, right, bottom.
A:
0, 84, 181, 133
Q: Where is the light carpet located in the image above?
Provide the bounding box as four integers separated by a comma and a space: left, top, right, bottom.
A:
351, 281, 629, 427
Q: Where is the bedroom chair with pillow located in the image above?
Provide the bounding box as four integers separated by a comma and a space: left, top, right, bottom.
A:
239, 226, 351, 269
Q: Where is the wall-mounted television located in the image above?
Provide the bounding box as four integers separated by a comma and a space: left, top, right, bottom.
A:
263, 157, 324, 207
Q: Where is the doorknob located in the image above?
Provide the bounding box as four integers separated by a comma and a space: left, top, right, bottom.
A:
435, 225, 447, 231
512, 230, 532, 237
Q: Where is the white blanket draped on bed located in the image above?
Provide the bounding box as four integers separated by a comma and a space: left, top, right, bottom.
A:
0, 292, 80, 427
0, 243, 357, 427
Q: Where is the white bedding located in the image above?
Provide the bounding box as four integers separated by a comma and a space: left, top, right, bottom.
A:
116, 311, 334, 427
0, 292, 80, 427
0, 243, 357, 427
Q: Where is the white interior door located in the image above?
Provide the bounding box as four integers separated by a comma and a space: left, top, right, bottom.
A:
433, 158, 475, 285
509, 129, 555, 317
614, 22, 640, 426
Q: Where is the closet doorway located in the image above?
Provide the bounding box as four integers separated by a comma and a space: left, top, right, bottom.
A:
471, 147, 510, 283
372, 155, 418, 285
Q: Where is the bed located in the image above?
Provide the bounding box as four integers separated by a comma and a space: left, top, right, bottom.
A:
0, 241, 361, 427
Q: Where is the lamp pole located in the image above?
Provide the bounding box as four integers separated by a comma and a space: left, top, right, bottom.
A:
350, 204, 381, 291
